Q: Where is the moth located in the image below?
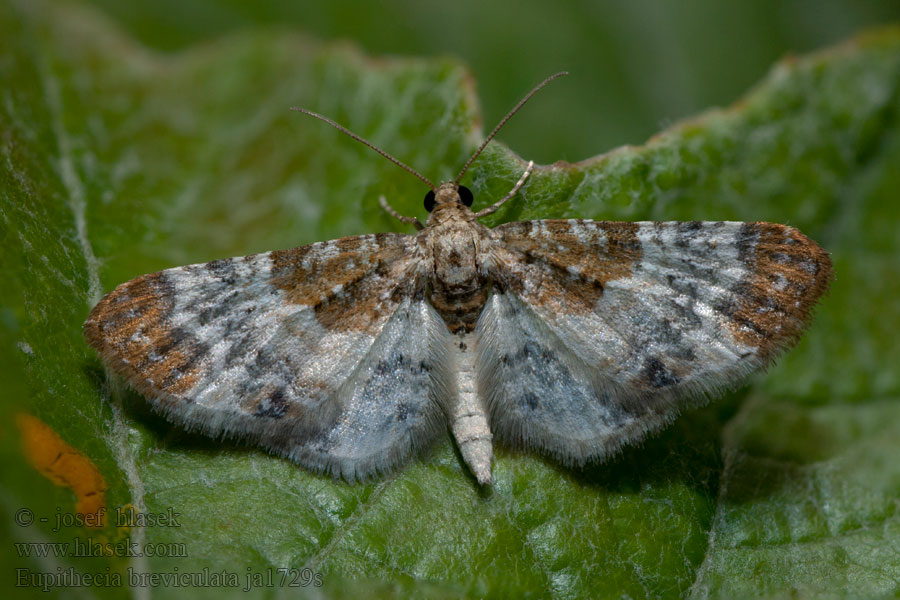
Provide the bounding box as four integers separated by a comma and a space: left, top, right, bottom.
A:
84, 73, 832, 485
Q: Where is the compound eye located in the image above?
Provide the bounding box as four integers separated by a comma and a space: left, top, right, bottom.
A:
424, 190, 436, 212
458, 185, 474, 207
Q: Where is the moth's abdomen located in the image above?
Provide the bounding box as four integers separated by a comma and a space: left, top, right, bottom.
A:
448, 334, 493, 485
429, 284, 490, 334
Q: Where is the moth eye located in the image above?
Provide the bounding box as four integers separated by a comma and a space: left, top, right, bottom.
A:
458, 185, 474, 207
424, 190, 436, 212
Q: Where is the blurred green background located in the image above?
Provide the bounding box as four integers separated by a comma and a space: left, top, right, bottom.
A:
87, 0, 900, 162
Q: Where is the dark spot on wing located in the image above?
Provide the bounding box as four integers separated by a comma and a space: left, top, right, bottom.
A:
734, 223, 759, 262
255, 388, 288, 418
372, 353, 428, 378
206, 258, 237, 285
642, 356, 679, 388
197, 289, 240, 326
675, 221, 703, 247
521, 392, 540, 411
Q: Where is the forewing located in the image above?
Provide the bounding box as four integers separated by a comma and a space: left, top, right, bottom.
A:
84, 233, 452, 481
481, 220, 832, 465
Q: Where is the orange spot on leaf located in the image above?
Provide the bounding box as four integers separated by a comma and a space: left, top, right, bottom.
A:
17, 413, 107, 527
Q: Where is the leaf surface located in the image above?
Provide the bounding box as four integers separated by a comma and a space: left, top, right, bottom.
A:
2, 3, 899, 598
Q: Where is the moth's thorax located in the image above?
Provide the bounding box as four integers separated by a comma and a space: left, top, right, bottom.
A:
422, 187, 493, 334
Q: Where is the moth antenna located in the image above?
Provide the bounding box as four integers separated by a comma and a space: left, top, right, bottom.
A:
454, 71, 568, 184
290, 107, 436, 191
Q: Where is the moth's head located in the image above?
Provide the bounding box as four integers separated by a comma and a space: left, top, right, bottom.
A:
424, 181, 474, 214
291, 72, 566, 229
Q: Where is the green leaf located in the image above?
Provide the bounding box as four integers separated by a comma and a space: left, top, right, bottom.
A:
2, 1, 899, 597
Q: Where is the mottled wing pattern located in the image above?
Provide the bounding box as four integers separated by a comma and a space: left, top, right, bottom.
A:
84, 233, 452, 481
481, 220, 832, 465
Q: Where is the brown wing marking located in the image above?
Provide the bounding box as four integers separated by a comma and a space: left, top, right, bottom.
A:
495, 220, 642, 315
269, 233, 418, 334
83, 271, 202, 399
719, 222, 832, 360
